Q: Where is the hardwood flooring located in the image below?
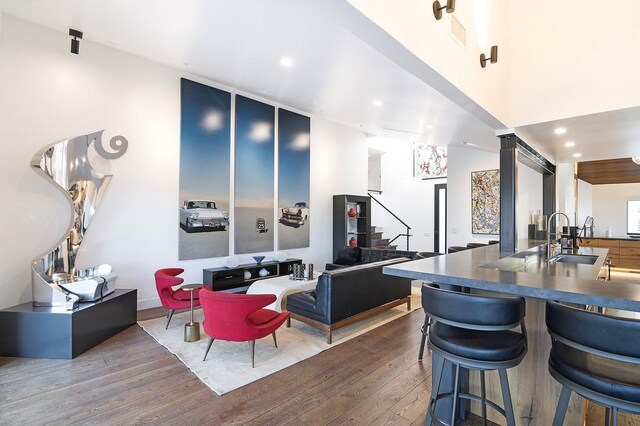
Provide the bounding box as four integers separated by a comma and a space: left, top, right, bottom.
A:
0, 309, 434, 425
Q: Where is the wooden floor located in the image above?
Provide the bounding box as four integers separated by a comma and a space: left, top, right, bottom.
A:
0, 309, 435, 425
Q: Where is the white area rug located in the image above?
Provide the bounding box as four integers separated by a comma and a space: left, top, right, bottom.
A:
138, 286, 421, 395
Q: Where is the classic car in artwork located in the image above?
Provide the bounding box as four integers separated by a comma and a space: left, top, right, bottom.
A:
255, 217, 269, 233
180, 200, 229, 232
279, 202, 309, 228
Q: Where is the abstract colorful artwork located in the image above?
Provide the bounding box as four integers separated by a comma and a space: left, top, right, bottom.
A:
234, 95, 275, 254
414, 144, 447, 179
278, 109, 311, 250
179, 78, 231, 260
471, 169, 500, 234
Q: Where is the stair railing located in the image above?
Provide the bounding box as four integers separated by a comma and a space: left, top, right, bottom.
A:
368, 192, 412, 250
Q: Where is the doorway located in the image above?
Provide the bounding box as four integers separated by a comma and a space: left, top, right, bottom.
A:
434, 183, 447, 253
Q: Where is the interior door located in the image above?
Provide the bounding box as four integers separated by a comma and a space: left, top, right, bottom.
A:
434, 183, 447, 254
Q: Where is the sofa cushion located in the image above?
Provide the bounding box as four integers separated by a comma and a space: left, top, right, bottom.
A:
334, 247, 360, 266
358, 248, 419, 264
286, 290, 328, 323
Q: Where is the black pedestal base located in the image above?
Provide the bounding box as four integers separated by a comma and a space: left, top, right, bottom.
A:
0, 289, 137, 359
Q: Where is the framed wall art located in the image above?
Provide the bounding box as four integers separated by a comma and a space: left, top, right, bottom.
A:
471, 169, 500, 234
414, 144, 447, 179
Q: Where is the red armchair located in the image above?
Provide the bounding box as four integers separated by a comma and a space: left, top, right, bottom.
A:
154, 268, 200, 329
200, 288, 290, 367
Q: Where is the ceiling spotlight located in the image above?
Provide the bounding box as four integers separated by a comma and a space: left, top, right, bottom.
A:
433, 0, 455, 20
279, 57, 293, 68
572, 153, 582, 158
372, 100, 383, 107
564, 141, 575, 147
554, 128, 567, 135
480, 45, 498, 68
632, 157, 640, 165
69, 28, 83, 55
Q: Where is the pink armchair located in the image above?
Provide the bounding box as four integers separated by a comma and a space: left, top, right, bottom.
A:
154, 268, 200, 329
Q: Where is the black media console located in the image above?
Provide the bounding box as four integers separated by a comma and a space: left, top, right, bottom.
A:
203, 258, 302, 293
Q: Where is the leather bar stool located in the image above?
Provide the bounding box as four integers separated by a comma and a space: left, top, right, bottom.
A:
488, 240, 500, 245
447, 246, 470, 253
422, 284, 527, 426
466, 243, 488, 248
546, 301, 640, 425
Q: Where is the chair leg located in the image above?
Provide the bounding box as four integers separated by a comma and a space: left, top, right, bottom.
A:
450, 363, 461, 426
604, 407, 610, 426
202, 337, 214, 361
612, 407, 618, 425
552, 385, 571, 426
287, 317, 291, 328
327, 328, 333, 344
498, 369, 516, 426
165, 309, 175, 329
272, 332, 278, 348
480, 370, 487, 426
418, 315, 430, 361
425, 356, 445, 426
250, 340, 256, 368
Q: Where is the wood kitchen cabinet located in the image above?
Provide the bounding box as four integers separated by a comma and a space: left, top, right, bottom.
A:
581, 238, 640, 270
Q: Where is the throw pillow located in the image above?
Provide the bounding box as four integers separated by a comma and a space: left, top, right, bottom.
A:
335, 247, 360, 265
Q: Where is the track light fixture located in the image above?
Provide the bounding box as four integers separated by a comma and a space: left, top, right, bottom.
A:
480, 45, 498, 68
432, 0, 455, 20
69, 28, 83, 55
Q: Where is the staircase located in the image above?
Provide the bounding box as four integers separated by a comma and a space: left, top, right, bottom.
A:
371, 226, 397, 249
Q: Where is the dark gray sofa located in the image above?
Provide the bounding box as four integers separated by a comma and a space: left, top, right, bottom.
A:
325, 247, 426, 270
286, 258, 412, 343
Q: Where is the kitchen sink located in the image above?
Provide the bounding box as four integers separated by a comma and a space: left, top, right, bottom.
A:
550, 254, 599, 265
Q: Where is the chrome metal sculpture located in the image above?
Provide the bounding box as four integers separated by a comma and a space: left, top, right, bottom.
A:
31, 130, 128, 309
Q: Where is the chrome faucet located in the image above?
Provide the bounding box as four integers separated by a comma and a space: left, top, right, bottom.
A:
547, 212, 570, 258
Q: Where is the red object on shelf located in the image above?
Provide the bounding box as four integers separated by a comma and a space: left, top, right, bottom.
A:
347, 208, 357, 217
348, 237, 357, 247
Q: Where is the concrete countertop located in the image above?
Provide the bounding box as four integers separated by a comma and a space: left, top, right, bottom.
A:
384, 240, 640, 312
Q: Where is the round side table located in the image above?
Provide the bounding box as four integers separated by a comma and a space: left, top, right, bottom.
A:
181, 283, 203, 342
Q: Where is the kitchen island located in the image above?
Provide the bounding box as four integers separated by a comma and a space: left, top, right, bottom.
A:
384, 240, 640, 425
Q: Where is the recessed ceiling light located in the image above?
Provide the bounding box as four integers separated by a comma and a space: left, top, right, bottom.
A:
572, 153, 582, 158
279, 57, 293, 68
564, 141, 575, 147
554, 128, 567, 135
372, 100, 383, 107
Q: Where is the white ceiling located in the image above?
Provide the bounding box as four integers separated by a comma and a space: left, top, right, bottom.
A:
0, 0, 499, 151
516, 106, 640, 163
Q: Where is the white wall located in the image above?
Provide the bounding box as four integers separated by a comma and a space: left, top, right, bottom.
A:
592, 183, 640, 238
516, 163, 543, 239
577, 179, 593, 228
0, 16, 368, 310
556, 163, 577, 225
447, 145, 499, 247
507, 0, 640, 126
367, 137, 445, 252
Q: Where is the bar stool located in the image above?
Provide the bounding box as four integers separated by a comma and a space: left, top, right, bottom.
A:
546, 301, 640, 425
422, 284, 527, 426
447, 246, 470, 253
466, 243, 488, 248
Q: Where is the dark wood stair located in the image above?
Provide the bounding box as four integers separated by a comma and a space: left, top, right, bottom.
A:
370, 226, 396, 249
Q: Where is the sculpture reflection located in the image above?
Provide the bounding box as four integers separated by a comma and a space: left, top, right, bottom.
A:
31, 130, 128, 309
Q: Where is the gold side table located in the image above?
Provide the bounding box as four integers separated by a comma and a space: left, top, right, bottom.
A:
181, 283, 202, 342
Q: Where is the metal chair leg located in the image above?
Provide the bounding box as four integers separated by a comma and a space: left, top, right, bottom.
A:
418, 315, 430, 361
552, 385, 571, 426
202, 337, 214, 361
450, 363, 461, 426
425, 355, 446, 426
604, 407, 610, 426
272, 332, 278, 348
612, 407, 618, 425
480, 370, 487, 426
165, 309, 175, 329
498, 369, 516, 426
250, 340, 256, 368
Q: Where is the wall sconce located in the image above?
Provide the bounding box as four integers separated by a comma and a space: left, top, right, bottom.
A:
480, 45, 498, 68
432, 0, 455, 20
69, 28, 83, 55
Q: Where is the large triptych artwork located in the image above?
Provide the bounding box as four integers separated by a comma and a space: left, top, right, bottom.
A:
471, 169, 500, 234
278, 109, 311, 250
234, 95, 275, 254
179, 78, 231, 260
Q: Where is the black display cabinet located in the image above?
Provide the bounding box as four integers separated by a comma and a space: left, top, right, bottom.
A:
332, 194, 371, 259
203, 258, 302, 293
